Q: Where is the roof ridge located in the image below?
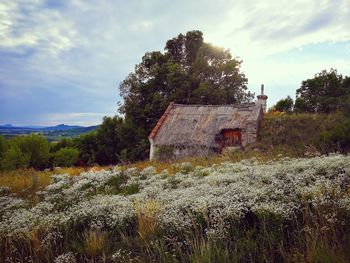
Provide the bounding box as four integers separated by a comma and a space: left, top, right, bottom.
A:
172, 102, 255, 108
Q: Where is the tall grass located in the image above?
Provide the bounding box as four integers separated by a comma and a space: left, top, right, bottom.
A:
82, 229, 108, 258
0, 167, 91, 199
135, 200, 160, 240
1, 156, 350, 262
0, 169, 52, 199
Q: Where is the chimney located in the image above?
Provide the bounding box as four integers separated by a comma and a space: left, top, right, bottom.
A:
257, 84, 268, 113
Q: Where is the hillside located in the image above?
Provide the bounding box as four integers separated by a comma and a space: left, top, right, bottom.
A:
241, 111, 348, 156
1, 155, 350, 262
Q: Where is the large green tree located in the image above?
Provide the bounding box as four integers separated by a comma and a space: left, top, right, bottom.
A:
119, 30, 252, 160
295, 69, 350, 113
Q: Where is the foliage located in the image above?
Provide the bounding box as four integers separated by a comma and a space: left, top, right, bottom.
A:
274, 95, 293, 112
119, 30, 253, 161
50, 138, 75, 153
95, 116, 125, 165
295, 69, 350, 113
1, 155, 350, 262
317, 118, 350, 153
0, 144, 30, 171
260, 111, 346, 153
74, 132, 98, 166
73, 116, 127, 166
0, 134, 50, 171
0, 136, 6, 160
51, 148, 79, 167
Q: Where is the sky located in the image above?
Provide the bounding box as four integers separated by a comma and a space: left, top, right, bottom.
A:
1, 0, 350, 126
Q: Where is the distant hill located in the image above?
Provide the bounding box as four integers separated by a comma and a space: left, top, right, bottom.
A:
40, 124, 83, 131
0, 124, 99, 141
1, 124, 14, 128
0, 124, 83, 131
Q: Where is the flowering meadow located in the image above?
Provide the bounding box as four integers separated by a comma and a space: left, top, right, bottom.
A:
1, 155, 350, 262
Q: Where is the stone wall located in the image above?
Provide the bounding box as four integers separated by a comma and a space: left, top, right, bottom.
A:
151, 144, 217, 160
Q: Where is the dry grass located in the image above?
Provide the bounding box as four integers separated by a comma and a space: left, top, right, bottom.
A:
0, 167, 86, 199
0, 169, 52, 198
135, 200, 161, 240
82, 229, 108, 257
126, 147, 294, 176
29, 227, 41, 254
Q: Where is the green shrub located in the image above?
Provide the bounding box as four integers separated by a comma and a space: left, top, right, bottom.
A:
0, 136, 6, 160
260, 112, 347, 154
0, 134, 50, 170
50, 138, 75, 153
121, 183, 140, 195
0, 144, 30, 170
52, 147, 79, 167
317, 118, 350, 153
274, 96, 294, 113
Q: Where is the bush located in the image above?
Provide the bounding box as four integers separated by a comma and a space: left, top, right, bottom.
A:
0, 136, 6, 160
74, 132, 98, 166
274, 96, 293, 112
50, 138, 75, 153
52, 148, 79, 167
0, 144, 30, 170
0, 134, 49, 170
317, 118, 350, 153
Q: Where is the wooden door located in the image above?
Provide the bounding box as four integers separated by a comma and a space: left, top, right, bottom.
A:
223, 129, 241, 147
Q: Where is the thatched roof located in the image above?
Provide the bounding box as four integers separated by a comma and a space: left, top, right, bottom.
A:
149, 102, 262, 148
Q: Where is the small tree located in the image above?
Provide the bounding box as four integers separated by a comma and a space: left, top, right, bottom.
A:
275, 96, 294, 113
0, 135, 6, 160
50, 138, 75, 153
1, 134, 50, 170
52, 148, 79, 167
17, 134, 50, 169
95, 116, 125, 165
0, 144, 30, 170
74, 132, 98, 166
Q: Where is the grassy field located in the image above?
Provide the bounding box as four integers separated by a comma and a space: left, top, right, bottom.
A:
1, 154, 350, 262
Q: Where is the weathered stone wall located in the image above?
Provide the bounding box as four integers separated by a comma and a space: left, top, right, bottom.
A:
152, 145, 217, 160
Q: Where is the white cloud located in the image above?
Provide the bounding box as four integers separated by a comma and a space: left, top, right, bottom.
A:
1, 0, 350, 124
205, 0, 350, 60
0, 1, 76, 54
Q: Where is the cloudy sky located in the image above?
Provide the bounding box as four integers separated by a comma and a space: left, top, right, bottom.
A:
1, 0, 350, 126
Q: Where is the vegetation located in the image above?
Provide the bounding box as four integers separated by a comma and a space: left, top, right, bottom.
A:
294, 69, 350, 114
51, 148, 79, 167
2, 28, 350, 263
260, 111, 346, 154
274, 96, 294, 113
118, 30, 253, 161
0, 134, 50, 171
1, 110, 350, 171
1, 155, 350, 262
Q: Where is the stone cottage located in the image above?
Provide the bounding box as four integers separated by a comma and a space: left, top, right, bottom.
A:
148, 85, 268, 160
